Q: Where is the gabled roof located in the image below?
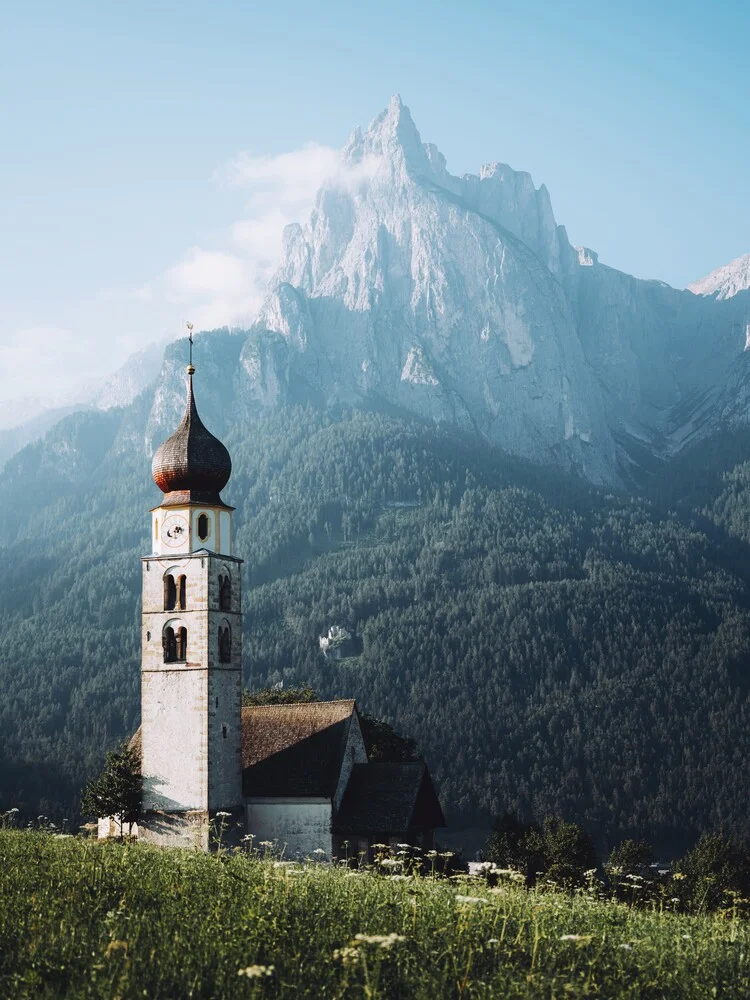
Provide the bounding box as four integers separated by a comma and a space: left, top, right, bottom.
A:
333, 762, 446, 835
241, 700, 357, 799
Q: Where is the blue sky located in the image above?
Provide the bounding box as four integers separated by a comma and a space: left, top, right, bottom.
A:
1, 0, 748, 405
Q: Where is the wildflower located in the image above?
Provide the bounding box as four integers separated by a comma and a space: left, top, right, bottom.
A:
215, 811, 231, 818
333, 946, 361, 966
312, 848, 326, 855
237, 964, 275, 979
379, 858, 401, 868
389, 874, 409, 881
426, 850, 438, 858
487, 938, 500, 945
672, 872, 687, 881
9, 808, 19, 814
396, 843, 412, 849
259, 840, 274, 848
455, 895, 487, 905
560, 935, 593, 944
370, 843, 389, 850
241, 834, 254, 842
354, 933, 406, 949
618, 943, 633, 951
273, 861, 294, 868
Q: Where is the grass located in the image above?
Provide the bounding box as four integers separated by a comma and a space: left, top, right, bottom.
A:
1, 831, 750, 998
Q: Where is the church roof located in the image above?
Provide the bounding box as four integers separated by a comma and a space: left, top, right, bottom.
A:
333, 762, 446, 835
151, 368, 232, 507
241, 700, 357, 799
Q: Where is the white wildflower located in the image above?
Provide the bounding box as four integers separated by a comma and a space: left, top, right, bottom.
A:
237, 964, 274, 979
455, 895, 487, 905
312, 848, 326, 855
354, 933, 406, 949
333, 946, 360, 966
215, 811, 231, 818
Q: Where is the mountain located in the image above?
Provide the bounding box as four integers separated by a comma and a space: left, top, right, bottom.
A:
688, 253, 750, 301
235, 96, 750, 482
0, 341, 166, 469
4, 98, 750, 851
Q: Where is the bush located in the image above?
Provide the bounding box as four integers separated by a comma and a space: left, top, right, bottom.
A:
675, 834, 750, 913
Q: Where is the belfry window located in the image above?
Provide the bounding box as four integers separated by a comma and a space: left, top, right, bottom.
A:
198, 513, 209, 541
218, 625, 231, 663
178, 575, 186, 611
163, 625, 188, 663
164, 575, 177, 611
219, 574, 231, 611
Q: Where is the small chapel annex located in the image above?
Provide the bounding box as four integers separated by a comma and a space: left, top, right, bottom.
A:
99, 358, 444, 856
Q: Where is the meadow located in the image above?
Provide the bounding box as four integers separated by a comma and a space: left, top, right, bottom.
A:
1, 831, 750, 998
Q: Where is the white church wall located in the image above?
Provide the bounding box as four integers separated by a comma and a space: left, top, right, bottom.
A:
97, 816, 140, 840
246, 799, 332, 859
141, 669, 207, 811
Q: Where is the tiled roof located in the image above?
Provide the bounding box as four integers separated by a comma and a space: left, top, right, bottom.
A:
241, 700, 356, 798
333, 762, 446, 835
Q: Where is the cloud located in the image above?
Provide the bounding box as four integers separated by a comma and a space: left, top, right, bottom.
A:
0, 141, 381, 408
0, 326, 108, 409
166, 248, 247, 297
148, 142, 358, 335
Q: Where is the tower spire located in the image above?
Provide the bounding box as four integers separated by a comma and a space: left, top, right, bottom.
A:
186, 321, 194, 374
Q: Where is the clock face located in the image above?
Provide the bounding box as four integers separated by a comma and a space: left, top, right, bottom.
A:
161, 514, 188, 547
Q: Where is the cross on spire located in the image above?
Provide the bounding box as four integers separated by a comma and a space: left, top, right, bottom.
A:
186, 322, 194, 372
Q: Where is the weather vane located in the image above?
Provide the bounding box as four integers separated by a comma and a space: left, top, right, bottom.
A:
186, 322, 194, 370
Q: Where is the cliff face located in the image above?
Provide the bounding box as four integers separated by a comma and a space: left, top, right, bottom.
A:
143, 97, 750, 485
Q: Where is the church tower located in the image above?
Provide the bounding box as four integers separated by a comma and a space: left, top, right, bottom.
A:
140, 358, 243, 847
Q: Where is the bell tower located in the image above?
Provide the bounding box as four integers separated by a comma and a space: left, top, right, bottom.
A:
140, 354, 243, 848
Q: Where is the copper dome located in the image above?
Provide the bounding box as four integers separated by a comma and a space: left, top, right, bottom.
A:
152, 369, 232, 506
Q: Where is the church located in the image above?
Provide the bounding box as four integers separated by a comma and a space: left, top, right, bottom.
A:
99, 357, 444, 856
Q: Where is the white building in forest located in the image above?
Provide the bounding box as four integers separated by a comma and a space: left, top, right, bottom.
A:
99, 359, 444, 856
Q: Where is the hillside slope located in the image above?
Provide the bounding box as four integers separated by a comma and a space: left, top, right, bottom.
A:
3, 375, 750, 850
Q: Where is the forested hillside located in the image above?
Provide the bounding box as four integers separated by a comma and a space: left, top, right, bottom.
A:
3, 400, 750, 853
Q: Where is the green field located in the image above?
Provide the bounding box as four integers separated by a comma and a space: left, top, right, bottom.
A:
1, 832, 749, 998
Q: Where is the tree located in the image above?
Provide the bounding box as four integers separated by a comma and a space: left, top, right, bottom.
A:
605, 838, 652, 877
81, 743, 141, 837
675, 834, 750, 912
485, 813, 544, 884
359, 712, 420, 763
540, 817, 599, 887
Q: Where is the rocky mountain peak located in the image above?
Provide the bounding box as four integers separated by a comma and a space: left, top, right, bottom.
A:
344, 94, 430, 179
688, 253, 750, 301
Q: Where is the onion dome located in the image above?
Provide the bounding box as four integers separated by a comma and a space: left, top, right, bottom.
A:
152, 366, 232, 506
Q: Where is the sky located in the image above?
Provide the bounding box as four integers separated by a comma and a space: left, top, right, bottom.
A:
1, 0, 748, 408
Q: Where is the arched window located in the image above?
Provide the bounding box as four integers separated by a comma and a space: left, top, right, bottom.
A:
219, 573, 231, 611
163, 623, 187, 662
178, 575, 186, 611
164, 575, 177, 611
163, 626, 177, 662
218, 625, 231, 663
176, 627, 187, 662
198, 513, 209, 540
